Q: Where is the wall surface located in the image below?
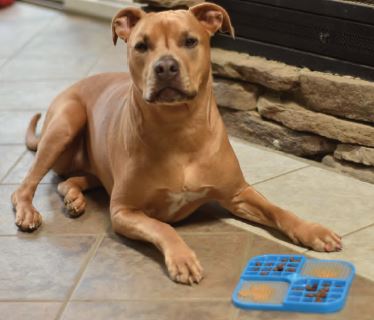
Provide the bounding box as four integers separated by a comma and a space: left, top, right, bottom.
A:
212, 48, 374, 184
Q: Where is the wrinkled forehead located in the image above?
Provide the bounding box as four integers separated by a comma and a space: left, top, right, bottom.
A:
129, 10, 205, 43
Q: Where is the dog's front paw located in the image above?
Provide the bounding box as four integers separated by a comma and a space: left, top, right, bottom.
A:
12, 191, 42, 232
165, 245, 204, 285
292, 221, 342, 252
63, 189, 86, 217
14, 203, 42, 232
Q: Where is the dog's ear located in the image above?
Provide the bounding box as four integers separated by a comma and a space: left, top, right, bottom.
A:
189, 2, 234, 38
112, 7, 146, 45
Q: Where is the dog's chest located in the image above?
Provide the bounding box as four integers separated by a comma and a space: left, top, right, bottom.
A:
166, 188, 210, 216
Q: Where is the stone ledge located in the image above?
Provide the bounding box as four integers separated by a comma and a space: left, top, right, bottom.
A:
334, 144, 374, 167
211, 48, 300, 91
220, 109, 336, 157
299, 70, 374, 123
257, 95, 374, 147
322, 155, 374, 184
213, 78, 259, 111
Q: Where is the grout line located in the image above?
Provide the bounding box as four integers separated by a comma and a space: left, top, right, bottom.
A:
59, 297, 232, 302
0, 149, 27, 184
55, 233, 105, 320
251, 164, 310, 187
340, 222, 374, 238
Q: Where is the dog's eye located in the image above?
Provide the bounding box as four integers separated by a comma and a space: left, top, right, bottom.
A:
184, 37, 198, 48
134, 41, 148, 53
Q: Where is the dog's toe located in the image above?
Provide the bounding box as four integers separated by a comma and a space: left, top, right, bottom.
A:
293, 222, 342, 252
165, 247, 204, 285
15, 205, 42, 232
64, 190, 87, 217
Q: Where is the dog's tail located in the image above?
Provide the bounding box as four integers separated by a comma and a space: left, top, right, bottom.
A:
25, 113, 41, 151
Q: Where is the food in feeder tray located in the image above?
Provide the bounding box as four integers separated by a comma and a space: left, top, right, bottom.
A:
232, 254, 355, 313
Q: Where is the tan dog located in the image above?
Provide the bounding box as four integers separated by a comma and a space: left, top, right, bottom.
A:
12, 3, 342, 285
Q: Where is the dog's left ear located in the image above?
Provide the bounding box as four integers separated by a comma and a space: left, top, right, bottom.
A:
112, 7, 146, 45
189, 2, 234, 38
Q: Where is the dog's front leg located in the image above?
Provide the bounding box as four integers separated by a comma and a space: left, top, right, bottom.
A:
221, 185, 342, 252
110, 204, 204, 285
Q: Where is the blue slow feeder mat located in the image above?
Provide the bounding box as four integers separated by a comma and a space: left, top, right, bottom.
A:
232, 254, 355, 313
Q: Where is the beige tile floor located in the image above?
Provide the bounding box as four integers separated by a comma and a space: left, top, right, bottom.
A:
0, 3, 373, 320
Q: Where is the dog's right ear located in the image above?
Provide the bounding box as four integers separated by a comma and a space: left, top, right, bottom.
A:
112, 7, 146, 45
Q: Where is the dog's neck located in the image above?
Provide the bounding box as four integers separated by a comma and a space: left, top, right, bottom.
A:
121, 75, 220, 154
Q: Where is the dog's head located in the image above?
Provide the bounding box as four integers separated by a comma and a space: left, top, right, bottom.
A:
112, 3, 234, 105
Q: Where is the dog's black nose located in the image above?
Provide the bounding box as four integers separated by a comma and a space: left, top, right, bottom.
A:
154, 56, 179, 80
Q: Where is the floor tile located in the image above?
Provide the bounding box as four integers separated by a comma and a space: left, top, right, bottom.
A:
45, 13, 109, 35
2, 151, 61, 184
235, 276, 374, 320
254, 166, 374, 236
0, 2, 58, 22
0, 59, 6, 69
19, 26, 110, 60
0, 302, 61, 320
306, 225, 374, 281
73, 232, 251, 300
173, 202, 247, 234
88, 44, 128, 75
0, 111, 43, 144
0, 55, 98, 81
0, 20, 50, 59
0, 236, 96, 300
210, 202, 307, 253
0, 185, 110, 235
0, 80, 75, 110
244, 233, 306, 259
229, 137, 308, 185
0, 145, 25, 181
62, 301, 236, 320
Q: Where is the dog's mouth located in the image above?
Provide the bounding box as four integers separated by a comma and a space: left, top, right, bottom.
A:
145, 86, 197, 104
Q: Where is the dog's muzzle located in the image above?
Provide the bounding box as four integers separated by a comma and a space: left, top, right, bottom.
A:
144, 56, 197, 104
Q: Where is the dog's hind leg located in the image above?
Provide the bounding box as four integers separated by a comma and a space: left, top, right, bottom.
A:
57, 175, 101, 217
12, 99, 87, 232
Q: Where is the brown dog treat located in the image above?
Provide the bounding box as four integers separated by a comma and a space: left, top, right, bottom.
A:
306, 284, 317, 291
305, 293, 315, 298
255, 262, 262, 266
274, 264, 284, 271
286, 268, 296, 272
316, 297, 322, 302
317, 291, 327, 298
260, 271, 268, 276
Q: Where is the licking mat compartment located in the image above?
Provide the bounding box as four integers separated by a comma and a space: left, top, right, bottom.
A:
232, 255, 355, 313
